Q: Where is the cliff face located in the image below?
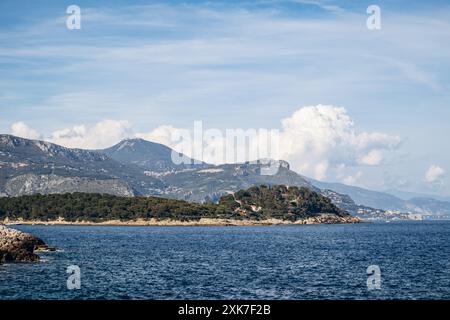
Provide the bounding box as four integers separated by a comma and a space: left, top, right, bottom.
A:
5, 174, 134, 197
0, 225, 49, 263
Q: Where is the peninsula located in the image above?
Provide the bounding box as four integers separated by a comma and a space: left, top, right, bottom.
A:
0, 185, 361, 226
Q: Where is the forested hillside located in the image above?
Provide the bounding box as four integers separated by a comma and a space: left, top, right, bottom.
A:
0, 185, 351, 222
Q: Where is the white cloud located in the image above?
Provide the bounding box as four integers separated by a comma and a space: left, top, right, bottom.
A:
342, 171, 363, 186
278, 105, 401, 180
49, 119, 132, 149
10, 122, 41, 140
136, 125, 188, 149
358, 149, 384, 166
425, 165, 445, 183
335, 164, 363, 186
291, 0, 345, 14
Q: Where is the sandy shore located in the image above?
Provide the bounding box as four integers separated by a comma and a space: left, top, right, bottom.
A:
1, 216, 362, 226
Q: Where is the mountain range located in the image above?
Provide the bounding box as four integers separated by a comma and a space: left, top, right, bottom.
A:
1, 134, 449, 217
0, 135, 163, 197
310, 180, 450, 215
102, 138, 209, 172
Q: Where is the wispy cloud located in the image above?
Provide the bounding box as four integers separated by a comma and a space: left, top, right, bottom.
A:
289, 0, 346, 14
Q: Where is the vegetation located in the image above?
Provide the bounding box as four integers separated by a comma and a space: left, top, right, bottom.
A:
220, 185, 348, 221
0, 185, 349, 222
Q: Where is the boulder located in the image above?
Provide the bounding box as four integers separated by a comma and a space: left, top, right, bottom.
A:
0, 225, 51, 264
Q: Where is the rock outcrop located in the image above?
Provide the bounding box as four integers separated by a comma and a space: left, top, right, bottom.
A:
0, 225, 51, 263
300, 214, 361, 224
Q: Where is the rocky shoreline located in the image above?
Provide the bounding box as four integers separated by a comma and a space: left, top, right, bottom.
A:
0, 225, 53, 264
1, 216, 360, 263
2, 214, 362, 227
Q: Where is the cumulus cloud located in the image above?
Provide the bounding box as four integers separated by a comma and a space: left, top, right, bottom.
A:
334, 164, 363, 186
342, 171, 363, 186
358, 149, 384, 166
277, 105, 401, 180
425, 165, 445, 183
9, 119, 133, 149
10, 122, 41, 140
49, 119, 132, 149
136, 125, 189, 149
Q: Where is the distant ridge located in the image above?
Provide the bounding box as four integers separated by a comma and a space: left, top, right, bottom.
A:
310, 179, 450, 216
310, 179, 407, 210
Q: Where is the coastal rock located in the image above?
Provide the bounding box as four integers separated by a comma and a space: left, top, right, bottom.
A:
301, 214, 362, 224
0, 225, 51, 263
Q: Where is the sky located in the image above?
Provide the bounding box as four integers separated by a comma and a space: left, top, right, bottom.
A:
0, 0, 449, 197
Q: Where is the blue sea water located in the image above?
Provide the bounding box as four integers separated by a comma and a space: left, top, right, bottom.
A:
1, 221, 450, 300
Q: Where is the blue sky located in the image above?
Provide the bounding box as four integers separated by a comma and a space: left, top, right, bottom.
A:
1, 0, 449, 197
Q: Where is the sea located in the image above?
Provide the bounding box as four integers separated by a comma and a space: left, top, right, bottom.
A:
1, 221, 449, 300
